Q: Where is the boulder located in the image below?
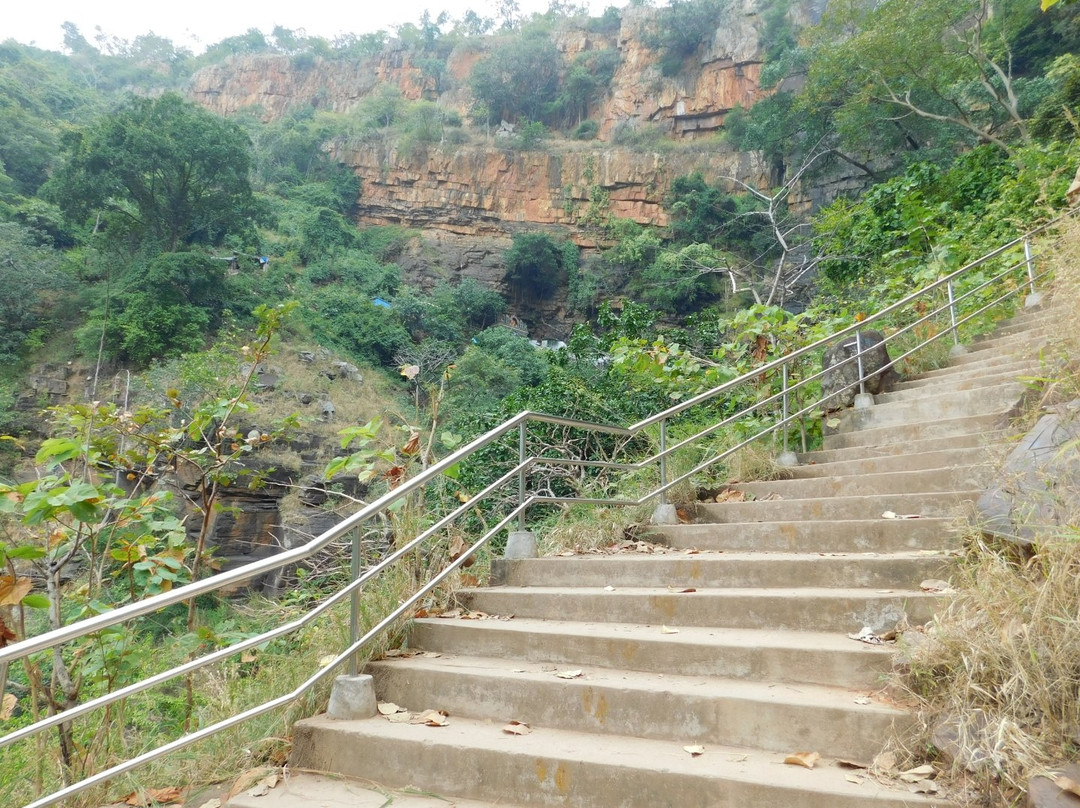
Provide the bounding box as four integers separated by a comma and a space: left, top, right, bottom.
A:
1027, 763, 1080, 808
821, 329, 897, 412
977, 402, 1080, 551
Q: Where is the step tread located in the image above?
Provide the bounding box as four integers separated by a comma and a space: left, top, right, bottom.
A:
368, 652, 903, 717
226, 773, 517, 808
294, 713, 945, 806
413, 616, 896, 655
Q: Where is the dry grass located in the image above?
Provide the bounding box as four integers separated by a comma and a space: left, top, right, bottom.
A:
891, 215, 1080, 805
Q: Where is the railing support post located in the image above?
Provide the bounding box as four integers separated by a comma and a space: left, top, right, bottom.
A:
652, 417, 678, 524
349, 526, 361, 676
855, 331, 866, 397
777, 364, 798, 466
947, 280, 959, 346
517, 422, 526, 533
659, 418, 668, 506
1024, 238, 1036, 295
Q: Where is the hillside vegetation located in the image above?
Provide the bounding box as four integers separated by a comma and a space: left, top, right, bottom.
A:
0, 0, 1078, 804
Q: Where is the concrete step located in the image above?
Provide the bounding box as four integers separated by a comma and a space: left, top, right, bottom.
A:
828, 384, 1024, 432
822, 413, 1004, 451
784, 446, 994, 478
965, 329, 1050, 354
290, 714, 944, 808
696, 489, 980, 522
732, 466, 988, 499
365, 653, 910, 761
901, 356, 1037, 383
889, 363, 1037, 396
801, 430, 1009, 464
455, 585, 938, 633
490, 552, 948, 590
646, 518, 960, 554
408, 618, 895, 690
948, 350, 1044, 371
877, 367, 1035, 403
225, 773, 518, 808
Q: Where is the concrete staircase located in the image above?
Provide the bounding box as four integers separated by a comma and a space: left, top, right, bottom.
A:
270, 313, 1049, 808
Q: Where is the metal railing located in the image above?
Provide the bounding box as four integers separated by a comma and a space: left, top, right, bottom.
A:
0, 209, 1073, 808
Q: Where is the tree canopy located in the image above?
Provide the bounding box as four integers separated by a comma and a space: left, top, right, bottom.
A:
47, 93, 258, 252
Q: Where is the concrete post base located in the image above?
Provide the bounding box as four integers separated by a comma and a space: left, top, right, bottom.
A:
505, 530, 538, 559
1025, 291, 1045, 309
853, 392, 875, 410
328, 674, 377, 720
651, 503, 679, 525
949, 343, 969, 358
776, 450, 799, 467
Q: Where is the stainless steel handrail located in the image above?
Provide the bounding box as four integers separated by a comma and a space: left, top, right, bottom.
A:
2, 207, 1073, 808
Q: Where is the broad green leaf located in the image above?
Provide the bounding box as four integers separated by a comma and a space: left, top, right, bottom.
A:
21, 593, 50, 609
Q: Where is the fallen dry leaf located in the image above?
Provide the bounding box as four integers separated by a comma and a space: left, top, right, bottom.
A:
196, 800, 222, 808
1053, 774, 1080, 798
837, 759, 869, 770
853, 696, 872, 705
503, 720, 532, 735
784, 751, 821, 769
459, 573, 480, 588
0, 693, 15, 720
246, 773, 279, 797
124, 786, 185, 805
226, 768, 279, 801
0, 576, 32, 607
845, 774, 865, 784
438, 609, 462, 619
661, 626, 680, 635
920, 579, 952, 593
461, 610, 490, 620
378, 702, 405, 716
908, 779, 939, 794
318, 654, 336, 666
899, 764, 936, 782
667, 587, 697, 593
411, 709, 450, 727
881, 511, 922, 519
715, 490, 747, 503
555, 669, 584, 679
386, 711, 413, 724
683, 745, 705, 757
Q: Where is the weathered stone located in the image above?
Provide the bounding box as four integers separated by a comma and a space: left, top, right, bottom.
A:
821, 330, 897, 412
1027, 764, 1080, 808
298, 351, 316, 363
930, 710, 993, 772
977, 402, 1080, 550
330, 362, 362, 383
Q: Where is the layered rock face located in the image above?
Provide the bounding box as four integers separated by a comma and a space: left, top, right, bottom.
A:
330, 142, 769, 240
187, 2, 806, 241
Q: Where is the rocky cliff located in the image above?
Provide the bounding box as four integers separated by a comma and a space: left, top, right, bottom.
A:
187, 2, 812, 242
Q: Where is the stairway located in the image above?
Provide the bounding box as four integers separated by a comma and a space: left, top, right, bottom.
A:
266, 313, 1049, 808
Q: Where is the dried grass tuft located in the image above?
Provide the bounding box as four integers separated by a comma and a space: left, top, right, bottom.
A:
892, 214, 1080, 805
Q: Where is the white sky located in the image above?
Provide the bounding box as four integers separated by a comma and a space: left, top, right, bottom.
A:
4, 1, 621, 54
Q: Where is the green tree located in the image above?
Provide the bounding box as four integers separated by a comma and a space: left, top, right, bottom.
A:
503, 231, 570, 300
46, 93, 258, 252
468, 31, 562, 123
0, 222, 71, 361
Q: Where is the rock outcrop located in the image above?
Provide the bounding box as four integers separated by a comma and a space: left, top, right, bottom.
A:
331, 141, 768, 240
187, 2, 824, 243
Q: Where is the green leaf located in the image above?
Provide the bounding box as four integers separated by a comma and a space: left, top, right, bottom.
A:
34, 438, 84, 466
21, 593, 50, 609
7, 545, 46, 560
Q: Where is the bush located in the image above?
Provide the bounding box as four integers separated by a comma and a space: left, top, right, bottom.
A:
573, 120, 599, 140
504, 232, 571, 300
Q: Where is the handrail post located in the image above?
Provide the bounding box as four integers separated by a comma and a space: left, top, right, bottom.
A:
855, 331, 866, 397
518, 421, 527, 532
777, 364, 797, 467
659, 417, 668, 505
947, 280, 959, 346
1024, 238, 1036, 295
349, 526, 360, 676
